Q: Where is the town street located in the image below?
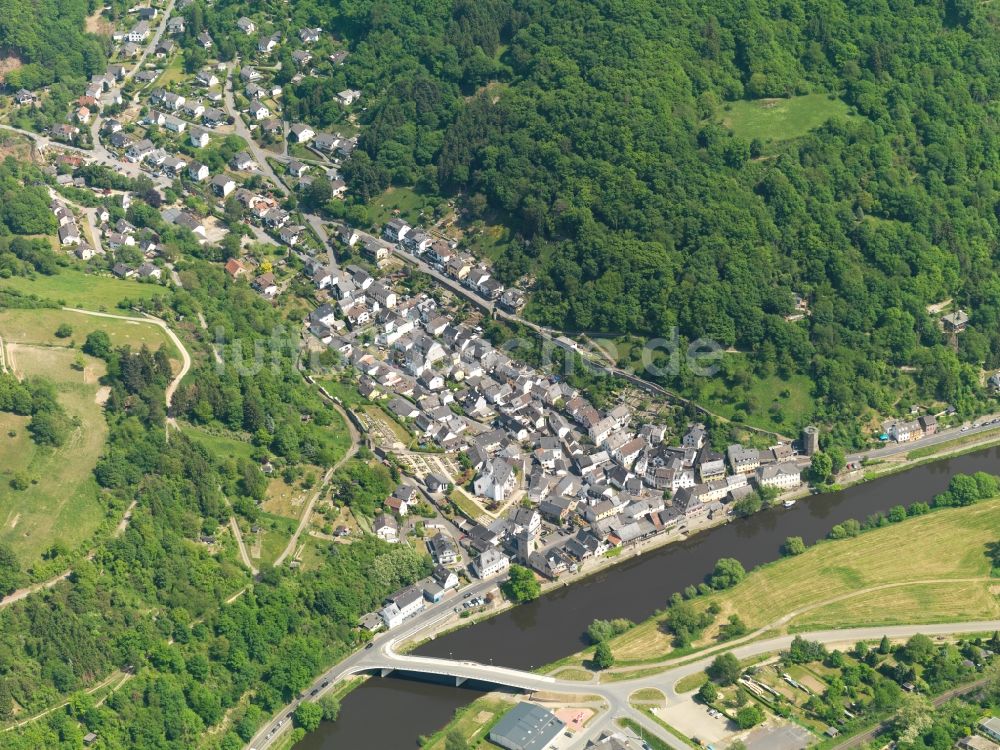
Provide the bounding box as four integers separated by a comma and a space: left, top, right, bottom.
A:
248, 615, 1000, 749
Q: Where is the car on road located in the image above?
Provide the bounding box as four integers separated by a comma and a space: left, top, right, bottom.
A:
463, 592, 472, 598
321, 680, 329, 687
366, 642, 374, 649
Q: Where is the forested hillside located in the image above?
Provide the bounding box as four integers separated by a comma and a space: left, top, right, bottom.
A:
208, 0, 1000, 442
0, 0, 107, 89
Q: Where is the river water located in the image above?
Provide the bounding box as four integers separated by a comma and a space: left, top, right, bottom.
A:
295, 444, 1000, 749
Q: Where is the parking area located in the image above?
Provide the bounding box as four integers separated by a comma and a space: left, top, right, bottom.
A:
744, 724, 812, 750
658, 698, 733, 747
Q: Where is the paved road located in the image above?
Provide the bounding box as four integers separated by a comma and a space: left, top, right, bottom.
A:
846, 416, 1000, 464
247, 577, 505, 749
247, 608, 1000, 750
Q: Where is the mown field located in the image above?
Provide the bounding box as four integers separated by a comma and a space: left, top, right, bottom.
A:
717, 93, 853, 143
0, 345, 108, 567
0, 268, 168, 310
603, 500, 1000, 664
0, 308, 179, 362
0, 308, 182, 568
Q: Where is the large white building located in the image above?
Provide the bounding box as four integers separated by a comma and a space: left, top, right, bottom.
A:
756, 462, 802, 491
473, 548, 509, 579
379, 586, 424, 628
474, 458, 516, 503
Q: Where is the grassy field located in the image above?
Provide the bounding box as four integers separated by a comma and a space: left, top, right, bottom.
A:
0, 345, 108, 567
718, 93, 852, 142
0, 308, 179, 362
368, 186, 434, 227
254, 512, 298, 566
603, 500, 1000, 664
0, 269, 169, 310
449, 487, 486, 520
693, 367, 815, 435
420, 695, 517, 750
791, 580, 1000, 630
316, 377, 370, 409
184, 424, 255, 461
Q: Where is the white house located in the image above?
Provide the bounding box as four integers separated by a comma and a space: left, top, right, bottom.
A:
473, 547, 510, 579
249, 100, 269, 120
373, 513, 398, 543
127, 20, 150, 42
473, 458, 516, 503
190, 128, 210, 148
188, 162, 209, 181
379, 586, 424, 629
289, 123, 315, 143
756, 462, 803, 491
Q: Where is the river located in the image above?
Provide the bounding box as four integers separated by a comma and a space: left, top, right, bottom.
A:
294, 444, 1000, 749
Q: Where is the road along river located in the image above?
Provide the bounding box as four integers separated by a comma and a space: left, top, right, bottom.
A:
295, 443, 1000, 749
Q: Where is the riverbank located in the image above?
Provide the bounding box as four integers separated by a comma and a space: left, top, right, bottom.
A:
414, 497, 1000, 749
531, 496, 1000, 678
287, 442, 1000, 749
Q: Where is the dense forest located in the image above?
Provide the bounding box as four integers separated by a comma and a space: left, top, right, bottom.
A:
0, 0, 107, 89
188, 0, 1000, 442
0, 262, 430, 749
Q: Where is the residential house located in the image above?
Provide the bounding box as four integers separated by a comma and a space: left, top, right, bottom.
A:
428, 535, 459, 565
337, 88, 361, 105
188, 161, 209, 181
195, 69, 218, 87
289, 123, 315, 143
379, 586, 423, 628
727, 444, 760, 474
299, 26, 321, 43
138, 262, 162, 280
473, 547, 509, 579
127, 20, 150, 42
58, 224, 81, 246
253, 272, 278, 298
942, 309, 969, 333
232, 151, 257, 171
236, 16, 255, 34
756, 463, 802, 491
211, 174, 235, 197
286, 159, 309, 178
373, 513, 398, 543
190, 128, 210, 148
248, 99, 269, 120
224, 258, 247, 279
257, 34, 280, 54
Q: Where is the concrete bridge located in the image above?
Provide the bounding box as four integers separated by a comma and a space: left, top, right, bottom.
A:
348, 652, 567, 692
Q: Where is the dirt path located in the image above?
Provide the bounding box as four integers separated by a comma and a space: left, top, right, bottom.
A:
230, 517, 258, 576
273, 400, 360, 567
1, 669, 133, 733
62, 308, 191, 410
